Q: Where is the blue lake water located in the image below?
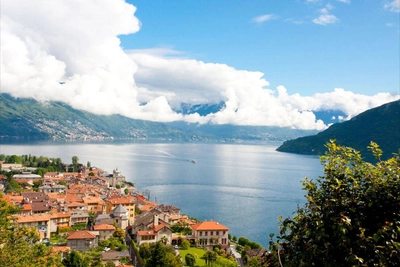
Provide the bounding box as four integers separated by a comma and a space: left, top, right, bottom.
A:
0, 141, 323, 247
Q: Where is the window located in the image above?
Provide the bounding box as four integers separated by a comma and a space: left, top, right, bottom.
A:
205, 231, 208, 236
222, 238, 227, 244
211, 231, 213, 236
199, 231, 202, 236
216, 231, 219, 236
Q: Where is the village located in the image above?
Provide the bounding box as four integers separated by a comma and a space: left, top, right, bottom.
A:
0, 161, 263, 267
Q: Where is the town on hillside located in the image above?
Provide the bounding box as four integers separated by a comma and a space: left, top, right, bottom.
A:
0, 157, 265, 267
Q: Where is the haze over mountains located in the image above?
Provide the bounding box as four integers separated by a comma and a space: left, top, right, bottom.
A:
0, 94, 318, 142
277, 100, 400, 161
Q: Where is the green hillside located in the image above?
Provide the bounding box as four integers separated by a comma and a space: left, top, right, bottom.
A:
0, 93, 317, 142
276, 100, 400, 161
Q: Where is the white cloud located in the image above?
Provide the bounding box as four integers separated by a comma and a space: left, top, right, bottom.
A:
1, 0, 398, 131
337, 0, 350, 4
285, 18, 304, 25
252, 14, 278, 24
385, 0, 400, 12
313, 4, 339, 25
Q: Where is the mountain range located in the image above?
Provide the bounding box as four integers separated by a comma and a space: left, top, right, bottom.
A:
276, 100, 400, 161
0, 94, 318, 142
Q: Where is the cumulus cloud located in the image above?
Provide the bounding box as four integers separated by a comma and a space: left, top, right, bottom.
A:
313, 4, 339, 25
1, 0, 398, 131
252, 14, 278, 24
385, 0, 400, 12
337, 0, 350, 4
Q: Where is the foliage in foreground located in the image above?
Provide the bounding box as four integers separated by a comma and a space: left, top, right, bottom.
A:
0, 199, 63, 267
268, 141, 400, 266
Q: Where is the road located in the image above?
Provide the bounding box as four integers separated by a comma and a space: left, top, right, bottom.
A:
230, 245, 245, 267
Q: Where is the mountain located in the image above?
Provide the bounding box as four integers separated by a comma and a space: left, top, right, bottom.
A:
276, 100, 400, 161
0, 94, 317, 142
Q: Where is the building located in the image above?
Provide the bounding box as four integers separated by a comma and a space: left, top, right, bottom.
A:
130, 211, 173, 246
108, 168, 126, 188
94, 224, 115, 241
191, 221, 230, 251
70, 210, 89, 226
67, 230, 98, 251
96, 204, 129, 230
105, 196, 135, 223
14, 214, 51, 240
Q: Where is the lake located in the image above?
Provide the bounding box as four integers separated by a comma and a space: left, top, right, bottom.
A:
0, 141, 323, 247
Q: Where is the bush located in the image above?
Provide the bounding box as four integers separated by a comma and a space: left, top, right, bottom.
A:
270, 141, 400, 266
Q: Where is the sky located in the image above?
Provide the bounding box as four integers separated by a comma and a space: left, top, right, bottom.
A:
1, 0, 399, 130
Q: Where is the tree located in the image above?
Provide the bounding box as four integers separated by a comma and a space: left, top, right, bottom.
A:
62, 250, 89, 267
0, 199, 63, 266
72, 156, 79, 172
201, 251, 218, 266
144, 241, 183, 267
185, 253, 196, 266
270, 141, 400, 266
113, 228, 125, 241
180, 238, 190, 250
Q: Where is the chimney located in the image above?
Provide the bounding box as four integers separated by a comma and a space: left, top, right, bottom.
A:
154, 214, 159, 226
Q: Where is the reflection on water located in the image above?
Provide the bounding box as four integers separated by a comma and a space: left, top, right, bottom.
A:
0, 141, 323, 247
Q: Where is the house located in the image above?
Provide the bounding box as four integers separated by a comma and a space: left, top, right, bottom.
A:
13, 172, 42, 181
1, 163, 23, 171
31, 202, 52, 214
130, 211, 173, 246
67, 230, 98, 251
50, 211, 71, 233
191, 221, 230, 251
96, 204, 128, 230
14, 213, 51, 240
70, 210, 89, 226
19, 203, 33, 216
94, 224, 115, 241
107, 168, 126, 188
82, 196, 105, 214
105, 196, 135, 223
101, 251, 130, 266
43, 172, 64, 178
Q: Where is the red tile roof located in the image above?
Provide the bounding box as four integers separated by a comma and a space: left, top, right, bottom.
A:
94, 224, 115, 231
67, 230, 96, 240
191, 221, 229, 231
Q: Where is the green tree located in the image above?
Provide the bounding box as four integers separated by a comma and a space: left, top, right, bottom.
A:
270, 141, 400, 266
180, 238, 190, 250
0, 200, 63, 266
105, 260, 115, 267
62, 250, 89, 267
113, 228, 125, 241
72, 156, 79, 172
139, 242, 152, 265
7, 155, 21, 164
247, 256, 261, 267
201, 251, 218, 266
185, 253, 196, 266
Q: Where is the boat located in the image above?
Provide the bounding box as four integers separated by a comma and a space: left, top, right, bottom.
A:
191, 159, 197, 163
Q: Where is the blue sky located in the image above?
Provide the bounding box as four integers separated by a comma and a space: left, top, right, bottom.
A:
1, 0, 399, 129
122, 0, 399, 96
